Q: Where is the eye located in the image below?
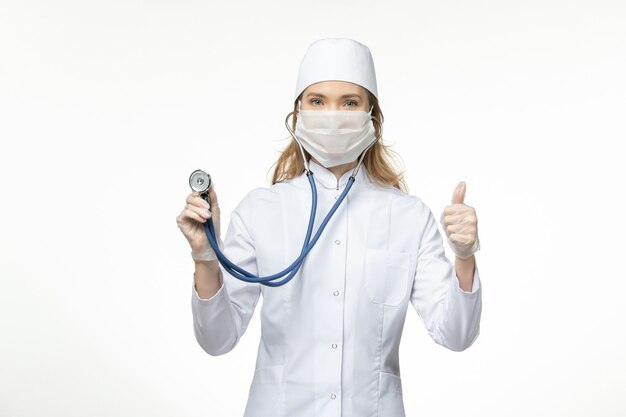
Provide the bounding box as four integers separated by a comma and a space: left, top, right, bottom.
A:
310, 99, 323, 106
345, 100, 358, 107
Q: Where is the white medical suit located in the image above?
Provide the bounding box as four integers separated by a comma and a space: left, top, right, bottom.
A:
191, 159, 482, 417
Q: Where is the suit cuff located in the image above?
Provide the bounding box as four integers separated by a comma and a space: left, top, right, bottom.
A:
192, 274, 225, 303
454, 263, 481, 295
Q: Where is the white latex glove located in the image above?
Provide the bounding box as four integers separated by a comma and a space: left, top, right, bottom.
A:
176, 183, 223, 263
439, 181, 480, 260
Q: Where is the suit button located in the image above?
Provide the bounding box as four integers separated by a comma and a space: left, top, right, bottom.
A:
334, 239, 341, 245
331, 393, 337, 399
333, 290, 339, 296
331, 343, 337, 349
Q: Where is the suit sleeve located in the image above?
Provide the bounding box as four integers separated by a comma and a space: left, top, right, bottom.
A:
409, 201, 482, 351
190, 190, 262, 356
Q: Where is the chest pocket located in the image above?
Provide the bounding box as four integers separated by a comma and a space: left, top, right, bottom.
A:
363, 248, 411, 307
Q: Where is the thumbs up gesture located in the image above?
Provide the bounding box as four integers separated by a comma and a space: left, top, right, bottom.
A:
439, 181, 481, 260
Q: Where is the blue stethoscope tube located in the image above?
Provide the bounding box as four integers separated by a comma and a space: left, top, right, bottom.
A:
204, 172, 355, 287
201, 109, 382, 287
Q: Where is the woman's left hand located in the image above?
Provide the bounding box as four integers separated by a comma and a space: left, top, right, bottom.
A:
439, 181, 480, 260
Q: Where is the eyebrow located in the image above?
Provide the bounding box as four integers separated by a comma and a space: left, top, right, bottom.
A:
305, 92, 363, 100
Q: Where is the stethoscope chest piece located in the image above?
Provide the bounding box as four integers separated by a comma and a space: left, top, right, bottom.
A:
189, 169, 211, 200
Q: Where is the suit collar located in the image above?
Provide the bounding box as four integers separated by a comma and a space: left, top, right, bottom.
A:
307, 158, 372, 190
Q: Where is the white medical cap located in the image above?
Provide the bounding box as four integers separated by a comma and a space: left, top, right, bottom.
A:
294, 38, 378, 102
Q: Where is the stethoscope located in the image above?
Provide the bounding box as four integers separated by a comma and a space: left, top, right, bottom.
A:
188, 109, 383, 287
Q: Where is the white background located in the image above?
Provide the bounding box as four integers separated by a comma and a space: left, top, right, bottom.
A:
1, 0, 625, 416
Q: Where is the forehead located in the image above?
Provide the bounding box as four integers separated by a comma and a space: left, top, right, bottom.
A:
303, 80, 367, 97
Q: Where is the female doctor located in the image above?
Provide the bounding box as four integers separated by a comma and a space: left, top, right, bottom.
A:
176, 38, 482, 417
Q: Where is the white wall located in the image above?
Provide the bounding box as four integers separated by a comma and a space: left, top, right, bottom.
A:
1, 0, 624, 416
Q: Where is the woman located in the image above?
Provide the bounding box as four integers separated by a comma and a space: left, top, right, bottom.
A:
176, 38, 482, 417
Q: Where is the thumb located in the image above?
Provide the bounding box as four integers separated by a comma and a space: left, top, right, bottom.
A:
451, 181, 466, 204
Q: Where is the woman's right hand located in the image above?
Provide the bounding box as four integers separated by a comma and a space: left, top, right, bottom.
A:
176, 183, 221, 253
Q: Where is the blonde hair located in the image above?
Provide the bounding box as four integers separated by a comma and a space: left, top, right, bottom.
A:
269, 90, 409, 193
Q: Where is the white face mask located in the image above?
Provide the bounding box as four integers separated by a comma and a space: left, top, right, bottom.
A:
294, 101, 378, 168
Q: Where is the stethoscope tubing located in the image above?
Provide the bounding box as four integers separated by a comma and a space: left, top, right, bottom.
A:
204, 172, 355, 286
202, 108, 382, 287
